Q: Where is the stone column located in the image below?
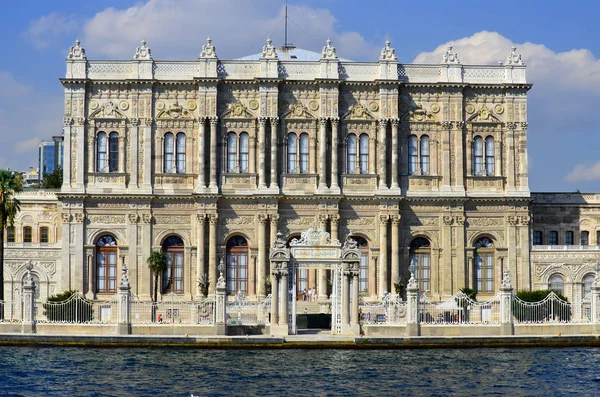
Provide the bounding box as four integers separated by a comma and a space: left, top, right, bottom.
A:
258, 118, 267, 189
378, 119, 388, 190
86, 254, 94, 300
198, 118, 206, 188
391, 215, 400, 289
309, 136, 317, 174
215, 270, 227, 335
270, 117, 279, 190
208, 214, 218, 294
128, 119, 139, 188
506, 123, 516, 191
343, 268, 350, 326
441, 123, 451, 191
271, 270, 279, 325
248, 254, 256, 297
369, 255, 377, 298
196, 214, 206, 297
378, 214, 389, 297
21, 263, 36, 334
499, 269, 514, 336
318, 215, 329, 300
405, 272, 419, 337
591, 267, 600, 333
209, 117, 218, 190
269, 215, 279, 272
117, 264, 132, 335
390, 119, 399, 190
318, 118, 328, 190
249, 135, 256, 174
118, 135, 125, 173
454, 122, 465, 191
280, 269, 289, 327
369, 136, 376, 174
62, 118, 72, 187
331, 119, 340, 190
351, 270, 359, 328
257, 214, 268, 299
330, 214, 339, 242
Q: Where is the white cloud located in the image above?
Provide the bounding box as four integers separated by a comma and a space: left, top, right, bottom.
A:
23, 12, 79, 49
565, 162, 600, 183
78, 0, 379, 60
15, 138, 42, 154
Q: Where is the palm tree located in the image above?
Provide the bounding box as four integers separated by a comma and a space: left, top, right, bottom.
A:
146, 250, 167, 322
0, 170, 23, 316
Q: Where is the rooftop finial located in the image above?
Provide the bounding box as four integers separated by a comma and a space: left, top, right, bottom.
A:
134, 39, 152, 60
200, 36, 217, 58
68, 38, 86, 60
262, 37, 278, 59
442, 45, 460, 64
380, 40, 397, 61
505, 46, 524, 65
321, 38, 338, 60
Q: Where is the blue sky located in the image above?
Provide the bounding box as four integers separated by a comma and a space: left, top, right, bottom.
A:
1, 0, 599, 192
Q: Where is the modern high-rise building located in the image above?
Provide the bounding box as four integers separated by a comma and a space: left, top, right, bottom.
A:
38, 136, 64, 181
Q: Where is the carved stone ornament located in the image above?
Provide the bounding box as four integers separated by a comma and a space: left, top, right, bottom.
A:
379, 40, 398, 61
200, 36, 217, 58
505, 46, 524, 66
501, 269, 512, 289
289, 226, 341, 247
288, 102, 312, 118
321, 39, 338, 60
227, 102, 253, 118
441, 45, 460, 64
261, 37, 278, 59
68, 39, 86, 60
346, 104, 373, 120
133, 39, 152, 60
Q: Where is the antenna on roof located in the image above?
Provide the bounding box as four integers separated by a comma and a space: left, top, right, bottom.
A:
281, 0, 295, 53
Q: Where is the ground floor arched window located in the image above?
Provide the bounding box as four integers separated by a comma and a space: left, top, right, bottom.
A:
474, 237, 494, 293
163, 236, 184, 294
549, 274, 564, 295
226, 236, 248, 295
409, 237, 431, 293
353, 236, 369, 295
96, 235, 117, 293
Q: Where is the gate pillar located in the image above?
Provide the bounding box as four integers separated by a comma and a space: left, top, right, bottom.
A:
21, 261, 36, 334
499, 269, 514, 336
406, 264, 420, 337
341, 238, 361, 336
270, 232, 291, 336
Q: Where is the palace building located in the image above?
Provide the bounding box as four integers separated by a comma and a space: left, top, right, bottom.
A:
2, 37, 596, 312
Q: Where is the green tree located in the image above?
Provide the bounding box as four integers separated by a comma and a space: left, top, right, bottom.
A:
0, 170, 23, 313
41, 167, 63, 189
147, 251, 167, 304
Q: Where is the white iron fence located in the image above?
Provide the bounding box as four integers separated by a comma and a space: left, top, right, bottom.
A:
420, 292, 501, 325
38, 293, 118, 324
130, 292, 216, 325
0, 300, 21, 322
512, 292, 578, 324
226, 293, 271, 326
359, 293, 406, 325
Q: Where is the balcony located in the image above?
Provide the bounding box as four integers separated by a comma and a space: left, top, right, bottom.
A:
531, 245, 600, 251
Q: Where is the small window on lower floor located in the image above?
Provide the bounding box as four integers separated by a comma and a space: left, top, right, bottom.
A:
23, 227, 32, 243
533, 231, 542, 245
40, 227, 49, 243
6, 227, 15, 243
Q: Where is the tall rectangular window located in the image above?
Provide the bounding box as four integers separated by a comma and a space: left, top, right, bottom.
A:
549, 231, 558, 245
23, 227, 32, 243
40, 227, 49, 243
533, 231, 542, 245
565, 231, 574, 245
581, 231, 589, 246
109, 132, 119, 172
6, 227, 15, 243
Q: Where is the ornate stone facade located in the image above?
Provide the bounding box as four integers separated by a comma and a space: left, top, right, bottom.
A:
6, 38, 566, 305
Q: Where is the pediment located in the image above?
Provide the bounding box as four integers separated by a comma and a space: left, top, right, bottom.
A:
401, 107, 438, 123
156, 101, 194, 119
221, 101, 256, 119
341, 104, 375, 121
89, 100, 127, 119
467, 105, 502, 123
282, 102, 316, 119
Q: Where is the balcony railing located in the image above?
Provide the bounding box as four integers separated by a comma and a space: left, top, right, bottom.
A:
531, 245, 600, 251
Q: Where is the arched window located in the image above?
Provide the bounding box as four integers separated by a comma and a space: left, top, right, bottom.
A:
6, 226, 15, 243
485, 136, 495, 176
473, 136, 483, 176
549, 231, 558, 245
533, 231, 543, 245
23, 226, 32, 243
583, 273, 595, 298
109, 132, 119, 172
287, 133, 297, 173
299, 133, 309, 173
227, 132, 237, 172
163, 132, 175, 173
97, 132, 108, 172
420, 135, 430, 175
163, 236, 184, 294
409, 237, 431, 293
581, 231, 589, 246
408, 135, 418, 175
565, 231, 574, 245
359, 134, 369, 174
176, 132, 186, 173
549, 274, 564, 295
353, 237, 369, 295
40, 227, 49, 243
239, 133, 249, 172
226, 236, 248, 295
96, 235, 117, 293
347, 134, 357, 173
474, 237, 494, 292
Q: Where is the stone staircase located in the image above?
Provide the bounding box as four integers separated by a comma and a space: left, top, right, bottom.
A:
296, 301, 322, 314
